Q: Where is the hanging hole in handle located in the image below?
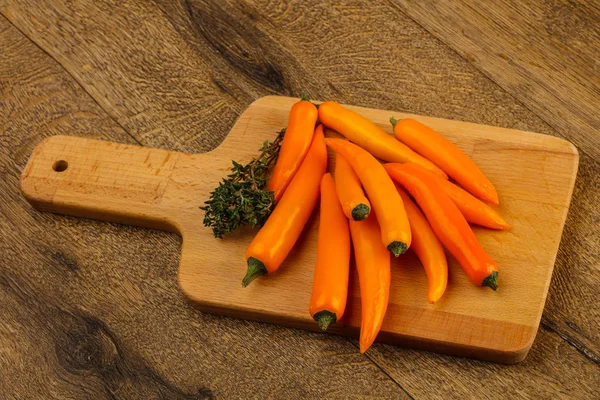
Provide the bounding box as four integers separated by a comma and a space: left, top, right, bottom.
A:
52, 160, 68, 172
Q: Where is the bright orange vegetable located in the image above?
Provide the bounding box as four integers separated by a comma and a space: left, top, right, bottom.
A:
385, 163, 499, 290
319, 101, 447, 178
349, 213, 390, 353
268, 98, 318, 201
404, 163, 508, 230
391, 118, 499, 205
324, 138, 411, 256
243, 125, 327, 287
395, 186, 448, 303
309, 173, 351, 331
334, 155, 370, 221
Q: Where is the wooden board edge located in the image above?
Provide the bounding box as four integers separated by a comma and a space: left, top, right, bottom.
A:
20, 135, 64, 209
178, 271, 536, 364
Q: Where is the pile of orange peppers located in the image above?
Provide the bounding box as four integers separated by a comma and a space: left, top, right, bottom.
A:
241, 97, 508, 353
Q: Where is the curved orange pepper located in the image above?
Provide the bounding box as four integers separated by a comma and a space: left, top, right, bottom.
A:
334, 155, 370, 221
309, 173, 351, 331
324, 138, 411, 256
268, 99, 318, 201
406, 163, 508, 230
349, 213, 390, 353
391, 118, 499, 204
243, 125, 327, 287
319, 101, 447, 178
385, 163, 499, 290
396, 186, 448, 303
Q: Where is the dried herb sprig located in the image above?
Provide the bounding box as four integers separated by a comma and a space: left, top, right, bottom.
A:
201, 129, 285, 238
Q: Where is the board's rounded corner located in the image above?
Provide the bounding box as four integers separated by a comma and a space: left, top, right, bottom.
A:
19, 135, 72, 209
249, 95, 287, 106
210, 95, 296, 156
36, 134, 74, 148
546, 135, 580, 160
566, 140, 580, 173
20, 175, 54, 209
177, 265, 198, 304
238, 95, 294, 117
500, 328, 537, 364
562, 139, 579, 158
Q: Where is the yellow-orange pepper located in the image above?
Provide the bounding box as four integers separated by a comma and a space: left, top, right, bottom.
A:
243, 125, 327, 286
309, 173, 351, 330
396, 185, 448, 303
350, 213, 391, 353
325, 138, 411, 256
385, 163, 499, 289
334, 155, 370, 221
268, 99, 318, 201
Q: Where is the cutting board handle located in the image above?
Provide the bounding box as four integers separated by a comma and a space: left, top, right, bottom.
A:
20, 135, 186, 233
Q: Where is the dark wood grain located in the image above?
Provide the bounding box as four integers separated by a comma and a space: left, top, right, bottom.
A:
0, 0, 599, 398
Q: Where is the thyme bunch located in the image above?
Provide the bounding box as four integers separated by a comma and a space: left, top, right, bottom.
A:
201, 129, 285, 238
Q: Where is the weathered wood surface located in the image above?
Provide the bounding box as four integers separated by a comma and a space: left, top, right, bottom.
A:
0, 0, 598, 398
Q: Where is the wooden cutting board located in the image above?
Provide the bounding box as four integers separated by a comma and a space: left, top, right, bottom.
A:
20, 96, 578, 364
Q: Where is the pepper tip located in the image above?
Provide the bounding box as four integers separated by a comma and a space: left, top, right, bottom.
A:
351, 204, 370, 221
359, 339, 373, 354
482, 271, 499, 291
387, 241, 408, 257
242, 257, 267, 287
313, 310, 336, 331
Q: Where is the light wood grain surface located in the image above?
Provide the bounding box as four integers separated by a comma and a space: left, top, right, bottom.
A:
1, 0, 598, 398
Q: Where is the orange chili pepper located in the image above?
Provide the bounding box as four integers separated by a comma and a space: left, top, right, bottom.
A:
309, 173, 351, 331
395, 186, 448, 303
324, 138, 411, 256
384, 163, 499, 290
268, 98, 318, 201
349, 213, 391, 353
319, 101, 447, 178
405, 163, 508, 230
243, 125, 327, 287
334, 155, 370, 221
391, 117, 499, 205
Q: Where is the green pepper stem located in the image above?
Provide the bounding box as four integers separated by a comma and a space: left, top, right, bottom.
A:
313, 310, 336, 331
351, 204, 370, 221
387, 241, 408, 257
482, 271, 499, 291
242, 257, 267, 287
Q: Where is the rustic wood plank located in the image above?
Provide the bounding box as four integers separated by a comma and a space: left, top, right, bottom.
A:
1, 0, 598, 396
0, 16, 412, 399
391, 0, 600, 159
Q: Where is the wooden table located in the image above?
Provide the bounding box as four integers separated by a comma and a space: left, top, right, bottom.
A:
1, 1, 598, 398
